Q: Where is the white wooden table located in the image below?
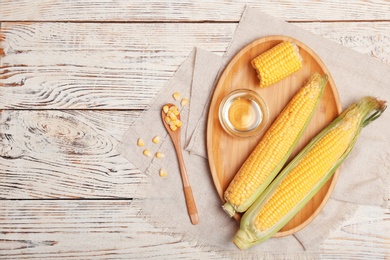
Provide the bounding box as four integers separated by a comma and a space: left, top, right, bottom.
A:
1, 1, 389, 259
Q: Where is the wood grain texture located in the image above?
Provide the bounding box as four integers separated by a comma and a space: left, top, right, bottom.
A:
1, 0, 390, 22
0, 110, 144, 199
1, 1, 389, 258
0, 22, 233, 109
0, 200, 388, 259
1, 22, 390, 109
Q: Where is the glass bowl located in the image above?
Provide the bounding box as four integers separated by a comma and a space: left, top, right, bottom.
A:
218, 89, 269, 138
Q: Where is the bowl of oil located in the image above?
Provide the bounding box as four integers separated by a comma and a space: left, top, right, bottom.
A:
219, 89, 269, 138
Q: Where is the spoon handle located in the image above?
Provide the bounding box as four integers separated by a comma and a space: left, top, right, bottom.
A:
183, 186, 199, 225
174, 142, 199, 225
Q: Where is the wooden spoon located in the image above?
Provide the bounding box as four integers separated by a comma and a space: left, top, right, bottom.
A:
162, 103, 199, 225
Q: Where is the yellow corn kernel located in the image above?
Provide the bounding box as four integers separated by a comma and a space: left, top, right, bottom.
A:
172, 92, 181, 101
181, 98, 189, 107
159, 168, 167, 177
251, 41, 302, 88
163, 105, 169, 114
143, 149, 152, 157
155, 152, 165, 158
233, 96, 386, 250
152, 135, 161, 144
173, 110, 180, 116
162, 104, 182, 131
223, 73, 327, 217
137, 138, 145, 147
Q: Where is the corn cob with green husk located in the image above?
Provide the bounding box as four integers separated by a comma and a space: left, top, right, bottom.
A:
223, 73, 328, 217
233, 96, 386, 250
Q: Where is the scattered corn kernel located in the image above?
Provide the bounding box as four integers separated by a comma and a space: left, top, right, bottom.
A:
156, 152, 165, 158
181, 98, 189, 106
137, 138, 145, 147
159, 168, 167, 177
152, 136, 161, 144
143, 149, 152, 157
173, 92, 181, 101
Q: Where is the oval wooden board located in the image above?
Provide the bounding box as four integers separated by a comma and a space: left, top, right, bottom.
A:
206, 35, 342, 237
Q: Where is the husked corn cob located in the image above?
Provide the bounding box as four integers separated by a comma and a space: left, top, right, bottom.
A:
223, 73, 328, 217
252, 41, 303, 88
233, 97, 387, 250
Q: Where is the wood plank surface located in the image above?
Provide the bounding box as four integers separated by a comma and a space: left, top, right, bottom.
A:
1, 0, 389, 258
0, 110, 144, 199
0, 200, 388, 259
0, 22, 234, 109
1, 0, 390, 22
1, 22, 390, 110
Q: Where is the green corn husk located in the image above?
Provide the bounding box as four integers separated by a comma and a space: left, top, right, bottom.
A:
233, 96, 387, 250
223, 73, 328, 217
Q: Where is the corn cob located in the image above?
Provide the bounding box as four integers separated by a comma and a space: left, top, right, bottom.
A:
233, 97, 387, 250
252, 41, 303, 88
222, 73, 328, 217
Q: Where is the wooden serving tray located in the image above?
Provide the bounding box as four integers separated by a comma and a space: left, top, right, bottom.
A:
206, 36, 342, 237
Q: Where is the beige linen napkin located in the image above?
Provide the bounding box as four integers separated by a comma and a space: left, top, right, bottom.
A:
189, 8, 390, 209
117, 7, 390, 256
117, 48, 310, 257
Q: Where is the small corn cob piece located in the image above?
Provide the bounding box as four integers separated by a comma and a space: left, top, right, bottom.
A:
233, 97, 386, 250
251, 41, 303, 88
223, 73, 328, 217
